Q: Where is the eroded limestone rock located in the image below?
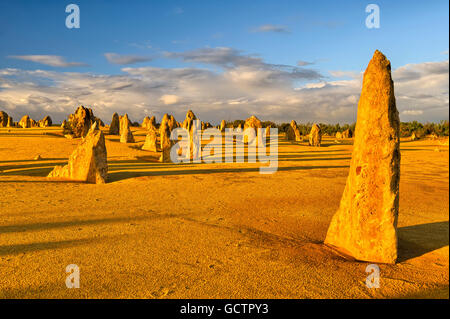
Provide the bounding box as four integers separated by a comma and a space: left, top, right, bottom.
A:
109, 113, 120, 135
120, 114, 135, 143
324, 50, 400, 264
308, 124, 321, 147
48, 123, 108, 183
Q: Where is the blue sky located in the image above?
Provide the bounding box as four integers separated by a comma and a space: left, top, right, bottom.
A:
0, 0, 448, 124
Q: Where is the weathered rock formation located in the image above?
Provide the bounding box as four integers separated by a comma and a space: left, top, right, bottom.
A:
159, 120, 173, 162
19, 115, 35, 128
286, 120, 302, 142
142, 116, 157, 131
66, 106, 95, 138
120, 114, 135, 143
142, 116, 151, 129
0, 111, 12, 127
308, 124, 321, 147
109, 113, 120, 135
161, 113, 169, 129
168, 115, 177, 131
243, 115, 262, 144
48, 123, 108, 184
220, 120, 226, 132
342, 128, 352, 138
6, 115, 13, 127
186, 110, 196, 121
181, 110, 201, 160
142, 127, 158, 152
265, 125, 271, 138
38, 115, 52, 127
324, 50, 400, 264
182, 110, 196, 130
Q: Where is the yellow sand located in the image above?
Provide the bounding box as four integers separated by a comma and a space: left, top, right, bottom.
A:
0, 127, 448, 298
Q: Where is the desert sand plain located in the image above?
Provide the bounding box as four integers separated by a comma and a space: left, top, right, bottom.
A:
0, 126, 448, 298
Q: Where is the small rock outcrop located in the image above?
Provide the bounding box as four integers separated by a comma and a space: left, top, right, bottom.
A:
159, 120, 173, 162
6, 115, 13, 127
120, 114, 135, 143
19, 115, 34, 128
38, 116, 52, 127
0, 111, 12, 127
342, 128, 352, 138
142, 116, 157, 131
66, 106, 95, 138
220, 120, 226, 132
286, 120, 302, 142
243, 115, 262, 144
142, 128, 158, 152
308, 124, 322, 147
109, 113, 120, 135
48, 123, 108, 184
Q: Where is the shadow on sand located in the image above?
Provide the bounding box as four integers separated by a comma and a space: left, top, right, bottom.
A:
398, 221, 449, 263
107, 165, 349, 182
0, 213, 182, 256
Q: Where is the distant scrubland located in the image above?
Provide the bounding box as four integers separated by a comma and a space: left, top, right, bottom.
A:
226, 119, 449, 137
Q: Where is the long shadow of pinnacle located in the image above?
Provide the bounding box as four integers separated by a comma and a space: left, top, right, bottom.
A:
398, 221, 449, 263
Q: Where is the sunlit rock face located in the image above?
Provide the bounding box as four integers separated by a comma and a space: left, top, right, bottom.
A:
120, 114, 135, 143
48, 123, 108, 184
142, 127, 158, 152
325, 50, 401, 264
308, 124, 321, 147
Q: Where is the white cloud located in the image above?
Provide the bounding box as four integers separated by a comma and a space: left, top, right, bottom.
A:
0, 49, 448, 125
402, 110, 424, 115
328, 70, 361, 79
8, 55, 87, 67
160, 94, 179, 105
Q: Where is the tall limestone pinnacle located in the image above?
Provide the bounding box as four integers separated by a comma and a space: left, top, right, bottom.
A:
324, 50, 401, 264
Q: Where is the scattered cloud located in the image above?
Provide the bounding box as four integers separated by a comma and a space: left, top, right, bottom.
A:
393, 60, 449, 82
402, 110, 424, 115
328, 70, 361, 79
0, 49, 447, 125
160, 94, 179, 105
104, 53, 152, 65
165, 47, 322, 83
8, 55, 87, 67
297, 60, 314, 66
251, 24, 291, 34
